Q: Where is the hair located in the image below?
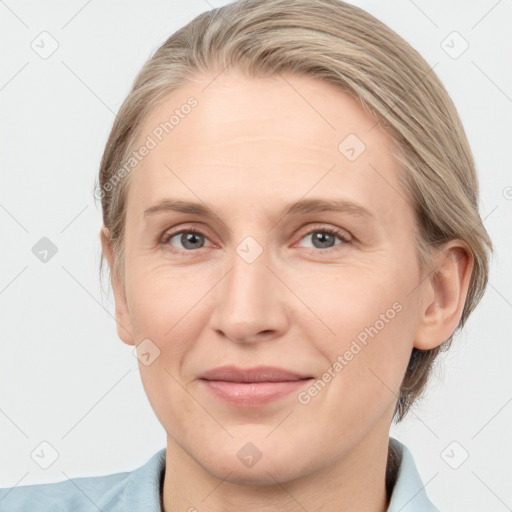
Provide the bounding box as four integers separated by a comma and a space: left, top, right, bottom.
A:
95, 0, 492, 427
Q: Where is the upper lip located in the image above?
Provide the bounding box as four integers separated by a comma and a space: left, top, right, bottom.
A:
199, 365, 313, 383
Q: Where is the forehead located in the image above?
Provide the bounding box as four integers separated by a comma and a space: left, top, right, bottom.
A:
126, 70, 408, 225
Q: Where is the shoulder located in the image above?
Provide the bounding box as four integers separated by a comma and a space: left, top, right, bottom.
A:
0, 472, 128, 512
0, 448, 166, 512
387, 437, 440, 512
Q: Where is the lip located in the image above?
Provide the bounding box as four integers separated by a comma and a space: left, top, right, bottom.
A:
198, 365, 313, 407
199, 365, 312, 382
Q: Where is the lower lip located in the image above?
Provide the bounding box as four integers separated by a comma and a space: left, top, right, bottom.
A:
200, 379, 312, 407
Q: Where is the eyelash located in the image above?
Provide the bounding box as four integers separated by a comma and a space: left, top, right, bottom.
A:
160, 224, 351, 255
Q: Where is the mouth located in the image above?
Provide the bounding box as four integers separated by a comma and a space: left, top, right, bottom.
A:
198, 365, 314, 407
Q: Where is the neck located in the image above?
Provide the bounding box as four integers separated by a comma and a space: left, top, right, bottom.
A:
161, 428, 392, 512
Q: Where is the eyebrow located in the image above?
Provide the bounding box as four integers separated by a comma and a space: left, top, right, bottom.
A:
143, 198, 375, 221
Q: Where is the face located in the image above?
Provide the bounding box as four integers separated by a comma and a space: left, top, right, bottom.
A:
109, 70, 431, 484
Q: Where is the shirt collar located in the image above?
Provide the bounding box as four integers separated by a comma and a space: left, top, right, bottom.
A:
95, 448, 166, 511
104, 438, 439, 512
387, 437, 440, 511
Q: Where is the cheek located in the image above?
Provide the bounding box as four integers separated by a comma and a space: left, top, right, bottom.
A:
296, 259, 408, 346
125, 257, 206, 341
300, 260, 417, 408
295, 307, 414, 449
125, 262, 215, 424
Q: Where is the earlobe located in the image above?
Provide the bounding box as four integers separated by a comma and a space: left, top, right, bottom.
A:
414, 241, 473, 351
99, 227, 135, 346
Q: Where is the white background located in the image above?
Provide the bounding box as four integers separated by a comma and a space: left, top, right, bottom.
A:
0, 0, 511, 510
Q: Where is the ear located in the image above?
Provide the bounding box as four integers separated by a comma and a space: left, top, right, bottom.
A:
414, 240, 474, 350
100, 226, 135, 346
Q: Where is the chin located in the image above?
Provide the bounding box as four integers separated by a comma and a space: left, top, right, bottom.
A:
190, 437, 313, 486
205, 456, 304, 487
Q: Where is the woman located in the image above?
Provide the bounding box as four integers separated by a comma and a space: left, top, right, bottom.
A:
0, 0, 492, 510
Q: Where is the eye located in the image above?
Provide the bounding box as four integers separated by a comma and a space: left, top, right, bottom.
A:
160, 224, 351, 253
161, 227, 211, 251
296, 224, 351, 252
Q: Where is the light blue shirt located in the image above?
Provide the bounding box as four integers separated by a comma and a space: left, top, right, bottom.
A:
0, 437, 439, 511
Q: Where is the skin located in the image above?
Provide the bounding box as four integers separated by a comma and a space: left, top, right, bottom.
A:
100, 70, 473, 512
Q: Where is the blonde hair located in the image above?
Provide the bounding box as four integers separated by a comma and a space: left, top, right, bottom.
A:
96, 0, 493, 423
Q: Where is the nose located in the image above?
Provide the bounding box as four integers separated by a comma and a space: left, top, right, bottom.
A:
209, 239, 289, 345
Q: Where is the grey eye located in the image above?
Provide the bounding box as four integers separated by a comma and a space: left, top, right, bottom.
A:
169, 231, 207, 250
308, 231, 338, 249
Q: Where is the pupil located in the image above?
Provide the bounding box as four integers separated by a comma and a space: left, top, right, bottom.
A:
183, 232, 203, 249
314, 232, 333, 248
